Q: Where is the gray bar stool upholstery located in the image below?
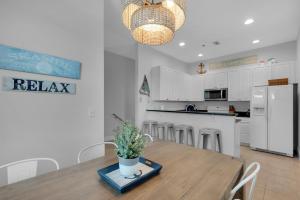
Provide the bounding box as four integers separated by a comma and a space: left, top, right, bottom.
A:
142, 120, 158, 138
174, 125, 195, 146
198, 128, 222, 153
157, 122, 175, 141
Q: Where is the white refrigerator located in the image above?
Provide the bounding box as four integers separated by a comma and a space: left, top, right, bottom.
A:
250, 84, 297, 157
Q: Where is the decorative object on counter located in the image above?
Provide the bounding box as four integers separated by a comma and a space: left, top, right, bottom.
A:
122, 0, 186, 45
208, 55, 257, 70
267, 58, 279, 65
229, 105, 236, 113
139, 75, 150, 96
197, 63, 207, 74
0, 44, 81, 79
268, 78, 288, 86
3, 77, 76, 94
115, 122, 146, 178
185, 104, 197, 112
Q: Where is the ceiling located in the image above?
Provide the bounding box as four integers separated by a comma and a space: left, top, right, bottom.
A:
105, 0, 300, 63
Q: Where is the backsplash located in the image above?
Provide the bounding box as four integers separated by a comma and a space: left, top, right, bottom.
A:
147, 100, 250, 112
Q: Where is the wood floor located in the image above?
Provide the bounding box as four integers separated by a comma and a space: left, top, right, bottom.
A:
240, 146, 300, 200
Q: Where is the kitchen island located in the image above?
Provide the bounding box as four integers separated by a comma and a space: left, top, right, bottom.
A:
146, 109, 241, 158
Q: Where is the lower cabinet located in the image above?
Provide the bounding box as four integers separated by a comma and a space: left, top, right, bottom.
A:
237, 117, 250, 145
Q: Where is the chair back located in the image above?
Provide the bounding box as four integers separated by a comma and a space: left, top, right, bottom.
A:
0, 158, 59, 185
228, 162, 260, 200
77, 142, 117, 164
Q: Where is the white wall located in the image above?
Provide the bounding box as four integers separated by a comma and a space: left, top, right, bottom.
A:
0, 0, 104, 183
104, 51, 135, 141
188, 41, 297, 74
135, 45, 189, 127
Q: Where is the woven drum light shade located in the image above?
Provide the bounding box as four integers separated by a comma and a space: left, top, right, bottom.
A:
122, 0, 143, 30
162, 0, 186, 30
131, 5, 175, 45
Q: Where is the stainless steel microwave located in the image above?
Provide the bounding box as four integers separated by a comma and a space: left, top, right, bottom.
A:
204, 88, 228, 101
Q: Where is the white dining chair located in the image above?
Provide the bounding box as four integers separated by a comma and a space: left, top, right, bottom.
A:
77, 142, 118, 164
0, 158, 59, 185
77, 135, 153, 164
228, 162, 261, 200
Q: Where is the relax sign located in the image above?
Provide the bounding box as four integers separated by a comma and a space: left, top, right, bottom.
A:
3, 77, 76, 94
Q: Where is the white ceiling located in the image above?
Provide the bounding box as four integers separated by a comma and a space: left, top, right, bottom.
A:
105, 0, 300, 63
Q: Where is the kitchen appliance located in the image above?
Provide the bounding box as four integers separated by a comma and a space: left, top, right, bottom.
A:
204, 88, 228, 101
250, 84, 297, 157
185, 104, 197, 112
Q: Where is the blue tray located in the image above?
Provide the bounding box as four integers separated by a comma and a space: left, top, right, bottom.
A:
97, 157, 162, 193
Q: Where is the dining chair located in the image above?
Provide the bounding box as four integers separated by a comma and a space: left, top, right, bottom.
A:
0, 158, 59, 185
77, 142, 118, 164
77, 134, 154, 164
228, 162, 260, 200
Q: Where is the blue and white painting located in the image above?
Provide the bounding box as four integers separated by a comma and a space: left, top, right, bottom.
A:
0, 44, 81, 79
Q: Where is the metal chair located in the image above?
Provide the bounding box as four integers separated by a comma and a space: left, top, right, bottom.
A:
0, 158, 59, 185
198, 128, 222, 153
174, 125, 195, 146
77, 142, 117, 163
157, 122, 175, 140
142, 120, 158, 138
228, 162, 261, 200
77, 135, 154, 163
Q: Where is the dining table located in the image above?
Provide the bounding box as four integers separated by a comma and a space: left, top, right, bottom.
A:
0, 141, 244, 200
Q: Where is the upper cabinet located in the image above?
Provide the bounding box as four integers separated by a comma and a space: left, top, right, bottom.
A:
228, 69, 252, 101
204, 72, 228, 89
252, 66, 271, 86
252, 62, 296, 86
150, 62, 296, 102
150, 66, 204, 101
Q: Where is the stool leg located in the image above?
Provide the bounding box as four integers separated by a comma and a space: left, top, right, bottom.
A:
217, 134, 222, 153
175, 130, 180, 144
202, 135, 206, 149
210, 134, 217, 152
184, 129, 188, 145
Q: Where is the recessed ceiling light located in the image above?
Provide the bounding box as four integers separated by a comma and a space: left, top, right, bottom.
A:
179, 42, 186, 47
252, 40, 260, 44
198, 53, 203, 57
244, 18, 254, 25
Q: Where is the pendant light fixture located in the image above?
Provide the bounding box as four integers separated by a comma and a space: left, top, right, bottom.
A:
121, 0, 186, 46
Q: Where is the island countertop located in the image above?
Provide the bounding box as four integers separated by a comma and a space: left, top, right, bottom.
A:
146, 109, 237, 116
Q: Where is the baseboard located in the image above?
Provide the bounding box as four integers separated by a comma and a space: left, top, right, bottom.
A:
298, 147, 300, 160
104, 135, 114, 142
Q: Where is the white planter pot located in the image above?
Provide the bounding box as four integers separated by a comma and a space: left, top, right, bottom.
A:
118, 156, 139, 178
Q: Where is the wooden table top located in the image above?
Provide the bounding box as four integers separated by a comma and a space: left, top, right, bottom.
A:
0, 141, 244, 200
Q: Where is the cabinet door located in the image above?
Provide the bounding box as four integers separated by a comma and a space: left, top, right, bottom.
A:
240, 122, 250, 144
228, 70, 240, 101
271, 63, 295, 83
215, 72, 228, 88
159, 67, 172, 100
204, 74, 216, 89
240, 69, 252, 101
188, 75, 204, 101
252, 66, 271, 86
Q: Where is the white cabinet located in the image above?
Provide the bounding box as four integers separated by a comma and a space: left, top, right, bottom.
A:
204, 72, 228, 89
186, 75, 204, 101
237, 117, 250, 145
228, 69, 252, 101
252, 66, 271, 86
270, 62, 295, 83
151, 66, 204, 101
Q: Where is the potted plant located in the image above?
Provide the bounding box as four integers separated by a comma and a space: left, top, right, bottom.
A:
115, 122, 145, 178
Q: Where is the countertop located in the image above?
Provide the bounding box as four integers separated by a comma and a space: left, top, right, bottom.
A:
146, 109, 237, 116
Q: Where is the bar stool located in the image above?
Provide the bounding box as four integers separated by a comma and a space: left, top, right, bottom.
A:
157, 122, 175, 141
142, 120, 158, 138
174, 125, 195, 146
198, 128, 222, 153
